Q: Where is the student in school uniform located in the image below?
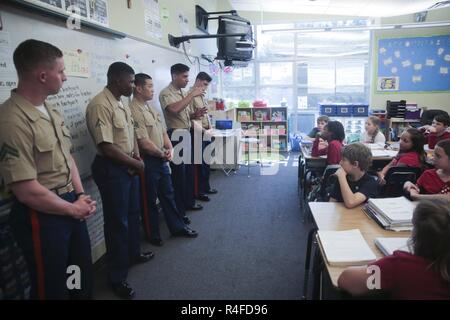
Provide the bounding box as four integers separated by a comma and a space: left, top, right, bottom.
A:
329, 143, 379, 208
86, 62, 153, 299
419, 113, 450, 149
304, 115, 329, 141
129, 73, 198, 247
360, 116, 386, 144
338, 198, 450, 300
311, 120, 345, 165
189, 72, 218, 201
377, 128, 425, 185
0, 39, 96, 299
159, 64, 207, 225
404, 139, 450, 200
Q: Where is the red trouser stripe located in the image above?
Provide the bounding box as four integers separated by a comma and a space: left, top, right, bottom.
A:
30, 209, 45, 300
139, 171, 152, 239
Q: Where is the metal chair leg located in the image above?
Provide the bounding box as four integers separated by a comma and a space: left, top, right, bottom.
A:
302, 227, 318, 300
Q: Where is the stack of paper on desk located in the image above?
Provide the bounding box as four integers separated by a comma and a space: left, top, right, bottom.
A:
370, 149, 399, 158
363, 197, 417, 231
317, 229, 377, 266
375, 237, 411, 256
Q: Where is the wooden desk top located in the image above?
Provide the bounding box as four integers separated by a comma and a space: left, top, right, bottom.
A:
308, 202, 411, 287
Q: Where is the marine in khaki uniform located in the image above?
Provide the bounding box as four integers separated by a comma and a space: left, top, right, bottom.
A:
129, 73, 198, 247
0, 39, 96, 300
85, 62, 152, 300
189, 72, 218, 201
159, 64, 207, 222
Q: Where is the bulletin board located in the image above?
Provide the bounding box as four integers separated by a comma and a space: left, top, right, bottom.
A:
377, 34, 450, 92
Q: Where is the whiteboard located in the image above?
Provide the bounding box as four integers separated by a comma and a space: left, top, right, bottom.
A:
377, 34, 450, 92
0, 7, 200, 178
0, 7, 200, 261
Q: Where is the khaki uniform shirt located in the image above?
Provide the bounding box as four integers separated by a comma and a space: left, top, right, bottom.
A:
86, 87, 135, 155
129, 98, 165, 151
159, 84, 191, 130
0, 90, 72, 189
189, 88, 211, 130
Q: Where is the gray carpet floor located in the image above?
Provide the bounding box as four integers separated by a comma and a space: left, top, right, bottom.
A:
94, 152, 311, 300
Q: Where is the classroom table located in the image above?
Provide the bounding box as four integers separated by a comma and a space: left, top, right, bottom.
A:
303, 202, 411, 299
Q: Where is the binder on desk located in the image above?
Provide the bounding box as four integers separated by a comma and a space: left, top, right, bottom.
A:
363, 197, 416, 231
375, 237, 412, 256
317, 229, 377, 266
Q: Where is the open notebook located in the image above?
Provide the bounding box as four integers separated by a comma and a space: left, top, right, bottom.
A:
317, 229, 377, 266
375, 237, 412, 256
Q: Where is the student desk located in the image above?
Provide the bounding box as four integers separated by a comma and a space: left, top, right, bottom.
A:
303, 202, 411, 299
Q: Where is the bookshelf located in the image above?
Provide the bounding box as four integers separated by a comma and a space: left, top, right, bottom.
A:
236, 107, 288, 152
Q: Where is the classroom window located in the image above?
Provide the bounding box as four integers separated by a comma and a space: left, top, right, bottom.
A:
259, 62, 293, 85
259, 86, 293, 108
257, 24, 295, 59
220, 21, 370, 133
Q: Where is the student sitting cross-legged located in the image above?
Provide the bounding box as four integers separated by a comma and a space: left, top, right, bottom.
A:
329, 143, 379, 209
338, 199, 450, 300
404, 139, 450, 200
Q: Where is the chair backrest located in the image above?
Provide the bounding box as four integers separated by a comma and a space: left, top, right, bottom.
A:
382, 166, 422, 197
421, 110, 449, 126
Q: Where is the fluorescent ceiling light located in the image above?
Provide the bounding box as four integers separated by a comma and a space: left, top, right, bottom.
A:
261, 21, 450, 33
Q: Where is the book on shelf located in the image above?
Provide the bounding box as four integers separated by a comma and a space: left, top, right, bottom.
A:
317, 229, 377, 266
374, 237, 412, 256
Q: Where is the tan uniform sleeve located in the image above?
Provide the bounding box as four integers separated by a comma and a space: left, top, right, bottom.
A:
159, 91, 178, 110
87, 104, 114, 145
0, 122, 37, 185
130, 108, 149, 140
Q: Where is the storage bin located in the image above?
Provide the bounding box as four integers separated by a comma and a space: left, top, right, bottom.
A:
352, 105, 369, 116
336, 105, 352, 116
319, 104, 336, 116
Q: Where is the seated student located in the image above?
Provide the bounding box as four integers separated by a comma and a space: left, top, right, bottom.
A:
329, 143, 379, 208
404, 139, 450, 200
311, 120, 345, 165
419, 113, 450, 149
360, 116, 386, 144
338, 198, 450, 300
377, 128, 425, 184
304, 115, 329, 141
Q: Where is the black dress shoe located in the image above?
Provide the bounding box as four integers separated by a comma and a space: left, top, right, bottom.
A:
206, 189, 218, 194
187, 203, 203, 211
196, 194, 210, 202
131, 251, 155, 265
182, 216, 191, 225
111, 281, 135, 300
172, 227, 198, 238
148, 238, 163, 246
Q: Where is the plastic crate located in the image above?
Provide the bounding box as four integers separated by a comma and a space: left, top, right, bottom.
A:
336, 105, 352, 116
319, 104, 336, 116
352, 105, 369, 116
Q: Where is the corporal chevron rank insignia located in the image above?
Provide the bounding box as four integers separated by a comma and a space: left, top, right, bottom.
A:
95, 119, 106, 128
0, 143, 19, 162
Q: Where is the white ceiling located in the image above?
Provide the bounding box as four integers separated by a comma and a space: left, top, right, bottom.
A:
230, 0, 446, 17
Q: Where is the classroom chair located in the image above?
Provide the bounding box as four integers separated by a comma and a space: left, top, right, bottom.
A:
380, 166, 422, 197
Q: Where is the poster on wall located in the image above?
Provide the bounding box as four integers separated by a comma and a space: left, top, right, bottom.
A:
377, 35, 450, 92
144, 0, 162, 40
24, 0, 109, 26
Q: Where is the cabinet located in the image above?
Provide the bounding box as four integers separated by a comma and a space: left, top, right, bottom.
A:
235, 107, 288, 152
386, 118, 421, 141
